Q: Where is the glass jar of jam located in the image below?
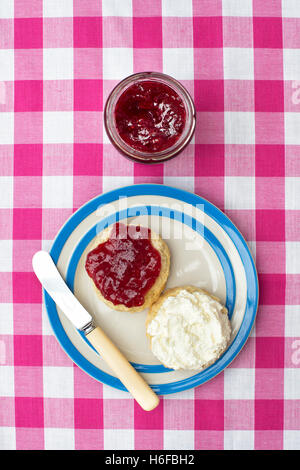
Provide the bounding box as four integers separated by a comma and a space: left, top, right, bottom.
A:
104, 72, 196, 164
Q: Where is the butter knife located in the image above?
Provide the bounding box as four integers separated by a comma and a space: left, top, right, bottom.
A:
32, 250, 160, 411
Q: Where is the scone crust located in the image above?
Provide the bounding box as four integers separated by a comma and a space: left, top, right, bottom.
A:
146, 285, 228, 339
87, 225, 170, 312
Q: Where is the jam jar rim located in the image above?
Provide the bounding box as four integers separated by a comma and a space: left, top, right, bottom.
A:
104, 71, 196, 164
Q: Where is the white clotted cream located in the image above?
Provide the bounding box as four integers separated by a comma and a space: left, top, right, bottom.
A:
147, 288, 231, 370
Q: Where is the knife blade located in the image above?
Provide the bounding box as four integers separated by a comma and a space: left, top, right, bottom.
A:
32, 250, 92, 332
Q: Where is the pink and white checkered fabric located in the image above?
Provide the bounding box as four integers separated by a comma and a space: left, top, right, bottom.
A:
0, 0, 300, 450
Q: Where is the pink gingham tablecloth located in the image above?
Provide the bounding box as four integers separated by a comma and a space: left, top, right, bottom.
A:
0, 0, 300, 451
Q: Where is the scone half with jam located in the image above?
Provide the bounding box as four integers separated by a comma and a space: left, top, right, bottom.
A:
85, 222, 170, 312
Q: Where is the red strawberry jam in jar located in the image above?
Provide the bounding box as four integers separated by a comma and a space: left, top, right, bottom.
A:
104, 72, 196, 163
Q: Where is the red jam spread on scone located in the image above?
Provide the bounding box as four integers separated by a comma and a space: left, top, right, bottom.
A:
115, 80, 186, 153
85, 223, 162, 308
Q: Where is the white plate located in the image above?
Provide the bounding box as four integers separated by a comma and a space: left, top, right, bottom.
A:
44, 184, 258, 394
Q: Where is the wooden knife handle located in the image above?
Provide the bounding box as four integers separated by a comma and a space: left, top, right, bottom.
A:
86, 326, 160, 411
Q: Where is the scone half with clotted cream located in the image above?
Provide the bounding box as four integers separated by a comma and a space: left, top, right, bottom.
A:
146, 286, 231, 370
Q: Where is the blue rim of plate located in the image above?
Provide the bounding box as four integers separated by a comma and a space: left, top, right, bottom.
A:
65, 205, 236, 373
44, 184, 259, 395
